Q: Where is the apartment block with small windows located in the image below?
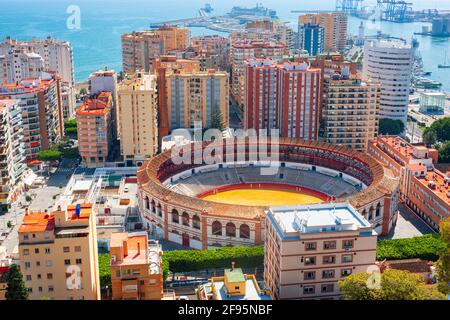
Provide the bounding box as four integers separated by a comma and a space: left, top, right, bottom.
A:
117, 72, 158, 166
245, 59, 322, 140
0, 73, 64, 161
322, 73, 381, 152
298, 13, 348, 52
76, 92, 113, 168
230, 40, 285, 107
164, 69, 229, 131
18, 204, 100, 300
264, 203, 377, 300
0, 36, 76, 120
110, 232, 164, 300
121, 27, 190, 74
0, 99, 27, 206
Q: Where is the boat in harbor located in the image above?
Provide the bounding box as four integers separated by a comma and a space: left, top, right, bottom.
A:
438, 52, 450, 68
228, 3, 278, 19
413, 77, 442, 89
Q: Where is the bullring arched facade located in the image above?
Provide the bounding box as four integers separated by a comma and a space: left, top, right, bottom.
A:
137, 138, 400, 249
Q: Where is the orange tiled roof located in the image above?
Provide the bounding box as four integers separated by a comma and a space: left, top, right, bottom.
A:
415, 170, 450, 205
18, 212, 55, 233
76, 92, 112, 116
0, 78, 56, 95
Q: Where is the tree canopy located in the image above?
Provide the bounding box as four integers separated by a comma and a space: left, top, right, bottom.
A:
64, 119, 78, 135
5, 264, 29, 300
378, 118, 405, 135
423, 117, 450, 142
36, 149, 62, 162
435, 217, 450, 294
210, 107, 225, 131
422, 129, 437, 147
438, 141, 450, 163
339, 269, 446, 300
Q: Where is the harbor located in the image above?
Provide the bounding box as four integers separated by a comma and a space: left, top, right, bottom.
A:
150, 3, 280, 33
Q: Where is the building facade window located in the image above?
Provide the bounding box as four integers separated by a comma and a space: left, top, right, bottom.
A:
212, 221, 222, 235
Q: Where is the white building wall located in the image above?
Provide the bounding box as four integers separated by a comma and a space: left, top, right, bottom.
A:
363, 40, 413, 123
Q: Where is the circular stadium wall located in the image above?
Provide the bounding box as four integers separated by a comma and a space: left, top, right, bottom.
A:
137, 138, 400, 249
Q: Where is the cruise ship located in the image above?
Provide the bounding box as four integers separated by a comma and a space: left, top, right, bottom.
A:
228, 3, 278, 19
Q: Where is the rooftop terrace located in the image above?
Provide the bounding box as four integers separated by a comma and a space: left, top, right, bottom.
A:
267, 202, 374, 239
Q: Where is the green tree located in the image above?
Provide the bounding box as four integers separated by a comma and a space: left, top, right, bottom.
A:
210, 107, 225, 131
61, 147, 79, 159
65, 127, 78, 135
98, 253, 111, 289
5, 264, 29, 300
64, 119, 78, 135
339, 269, 446, 300
79, 88, 87, 96
378, 118, 405, 135
338, 272, 382, 300
64, 119, 77, 128
422, 130, 437, 147
423, 117, 450, 142
37, 149, 62, 162
438, 141, 450, 163
435, 217, 450, 294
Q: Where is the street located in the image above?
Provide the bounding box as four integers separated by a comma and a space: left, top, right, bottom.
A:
406, 121, 423, 144
229, 99, 243, 129
380, 203, 436, 240
0, 158, 78, 254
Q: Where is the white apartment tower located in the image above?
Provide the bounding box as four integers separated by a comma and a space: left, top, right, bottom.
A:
363, 40, 413, 123
0, 51, 44, 84
0, 36, 76, 120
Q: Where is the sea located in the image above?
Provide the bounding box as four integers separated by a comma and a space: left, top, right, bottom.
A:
1, 0, 450, 90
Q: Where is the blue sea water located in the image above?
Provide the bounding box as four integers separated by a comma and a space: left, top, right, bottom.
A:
0, 0, 449, 90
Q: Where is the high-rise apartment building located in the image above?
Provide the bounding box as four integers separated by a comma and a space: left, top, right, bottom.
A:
297, 23, 325, 56
0, 99, 26, 207
121, 27, 190, 74
0, 36, 74, 85
153, 56, 201, 140
154, 55, 229, 134
298, 13, 348, 52
89, 69, 119, 139
264, 203, 377, 300
231, 40, 285, 107
244, 20, 295, 51
117, 72, 158, 166
190, 35, 230, 71
89, 69, 118, 97
76, 92, 113, 168
0, 51, 44, 84
322, 73, 381, 152
18, 204, 100, 300
0, 73, 64, 160
163, 69, 229, 131
245, 59, 322, 140
110, 232, 164, 300
363, 39, 413, 123
0, 36, 76, 120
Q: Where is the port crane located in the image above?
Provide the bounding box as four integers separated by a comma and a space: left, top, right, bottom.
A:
335, 0, 364, 13
376, 0, 413, 22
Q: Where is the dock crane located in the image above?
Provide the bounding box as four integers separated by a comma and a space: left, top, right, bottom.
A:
376, 0, 413, 22
335, 0, 364, 13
